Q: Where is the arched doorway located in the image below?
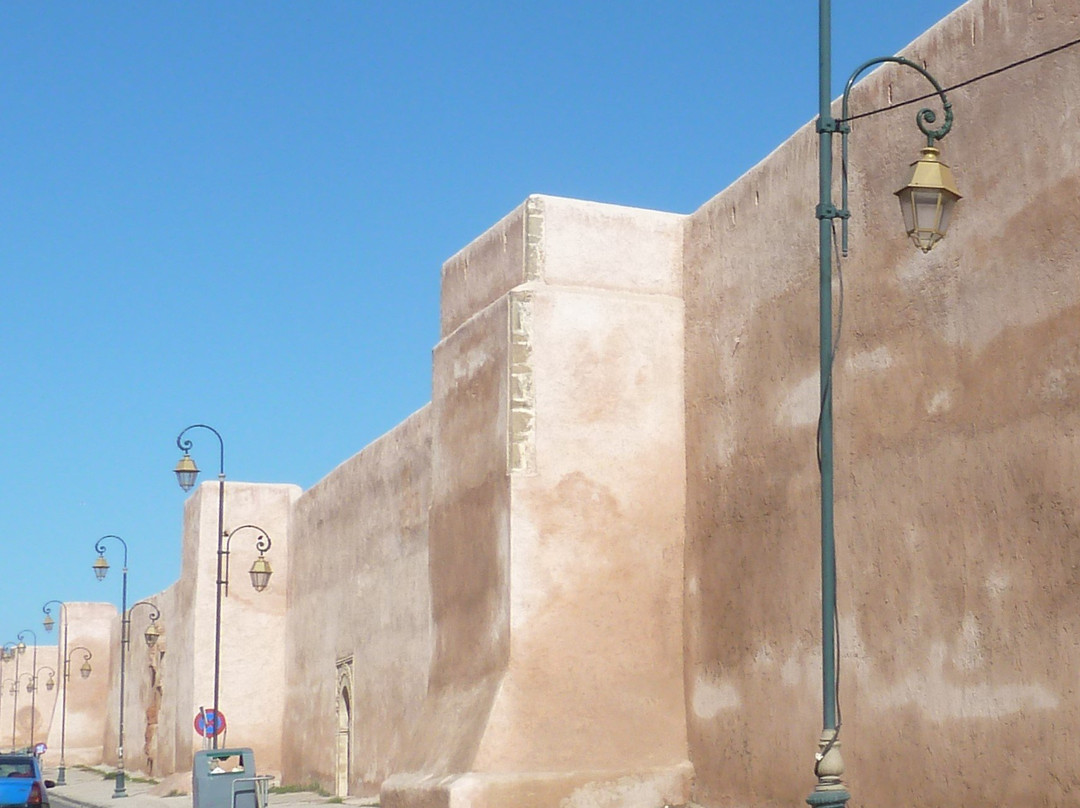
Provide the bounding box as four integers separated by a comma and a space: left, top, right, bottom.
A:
335, 659, 353, 797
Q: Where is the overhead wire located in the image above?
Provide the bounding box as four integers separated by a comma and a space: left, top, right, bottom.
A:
840, 35, 1080, 124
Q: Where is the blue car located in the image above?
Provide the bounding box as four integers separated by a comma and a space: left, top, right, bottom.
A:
0, 755, 53, 808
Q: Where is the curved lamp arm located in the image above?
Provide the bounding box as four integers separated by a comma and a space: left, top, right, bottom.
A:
65, 646, 93, 680
42, 601, 67, 634
838, 56, 954, 254
126, 601, 162, 623
94, 535, 129, 579
126, 601, 164, 648
65, 646, 93, 664
223, 524, 274, 596
175, 424, 225, 491
32, 667, 56, 692
841, 56, 953, 143
16, 629, 37, 653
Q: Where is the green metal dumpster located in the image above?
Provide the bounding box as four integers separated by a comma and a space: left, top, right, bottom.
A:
193, 748, 259, 808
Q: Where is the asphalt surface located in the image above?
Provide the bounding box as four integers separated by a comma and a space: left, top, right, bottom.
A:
45, 765, 374, 808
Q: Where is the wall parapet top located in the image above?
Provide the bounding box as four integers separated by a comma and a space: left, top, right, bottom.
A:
440, 195, 685, 340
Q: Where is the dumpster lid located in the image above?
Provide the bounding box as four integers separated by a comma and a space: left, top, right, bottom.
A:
197, 749, 252, 760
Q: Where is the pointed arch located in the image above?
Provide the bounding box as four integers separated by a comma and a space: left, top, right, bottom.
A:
335, 658, 354, 797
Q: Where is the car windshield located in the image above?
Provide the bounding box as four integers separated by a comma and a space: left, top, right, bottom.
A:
0, 759, 34, 778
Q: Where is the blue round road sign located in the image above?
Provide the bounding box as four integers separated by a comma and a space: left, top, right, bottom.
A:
194, 709, 226, 738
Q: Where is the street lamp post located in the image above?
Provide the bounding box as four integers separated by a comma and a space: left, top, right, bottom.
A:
92, 535, 130, 799
173, 427, 275, 750
43, 601, 69, 784
26, 666, 55, 748
54, 644, 93, 784
0, 647, 10, 752
810, 3, 960, 807
29, 667, 56, 699
1, 644, 16, 751
1, 679, 11, 751
15, 632, 37, 751
174, 424, 226, 750
113, 602, 162, 780
8, 649, 21, 750
11, 674, 32, 748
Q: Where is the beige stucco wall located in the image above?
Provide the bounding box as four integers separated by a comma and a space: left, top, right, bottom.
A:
48, 3, 1080, 805
120, 481, 300, 781
283, 409, 433, 795
155, 569, 191, 778
40, 602, 115, 768
683, 0, 1080, 805
385, 195, 691, 808
0, 644, 59, 754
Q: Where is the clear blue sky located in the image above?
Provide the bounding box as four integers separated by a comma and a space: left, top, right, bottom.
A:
1, 1, 965, 645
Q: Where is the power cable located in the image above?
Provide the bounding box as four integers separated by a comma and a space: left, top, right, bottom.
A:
840, 35, 1080, 124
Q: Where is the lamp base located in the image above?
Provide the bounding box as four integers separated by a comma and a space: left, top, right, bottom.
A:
56, 766, 66, 786
112, 771, 128, 799
806, 730, 850, 808
807, 788, 851, 808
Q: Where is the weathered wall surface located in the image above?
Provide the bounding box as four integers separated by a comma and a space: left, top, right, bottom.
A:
53, 3, 1080, 805
385, 195, 690, 808
40, 602, 115, 768
122, 482, 300, 782
283, 409, 433, 796
138, 582, 177, 778
157, 546, 194, 779
0, 643, 59, 753
683, 0, 1080, 805
212, 482, 298, 773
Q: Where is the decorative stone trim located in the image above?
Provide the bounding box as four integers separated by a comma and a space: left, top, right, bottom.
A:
508, 291, 537, 475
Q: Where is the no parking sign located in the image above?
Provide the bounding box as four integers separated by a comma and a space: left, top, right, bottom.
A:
194, 708, 226, 738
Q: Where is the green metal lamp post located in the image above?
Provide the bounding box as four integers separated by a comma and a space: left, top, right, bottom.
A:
92, 535, 130, 798
0, 646, 13, 752
16, 631, 38, 751
11, 674, 32, 748
811, 3, 959, 807
173, 424, 227, 749
55, 642, 93, 785
1, 644, 17, 751
172, 427, 275, 752
43, 601, 70, 783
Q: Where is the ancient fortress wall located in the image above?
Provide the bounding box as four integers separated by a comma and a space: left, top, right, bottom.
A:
382, 196, 689, 808
41, 602, 115, 769
117, 482, 299, 784
683, 0, 1080, 805
0, 643, 59, 755
66, 0, 1080, 805
283, 408, 433, 795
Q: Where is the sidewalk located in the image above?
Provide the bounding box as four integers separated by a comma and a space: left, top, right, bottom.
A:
45, 765, 373, 808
